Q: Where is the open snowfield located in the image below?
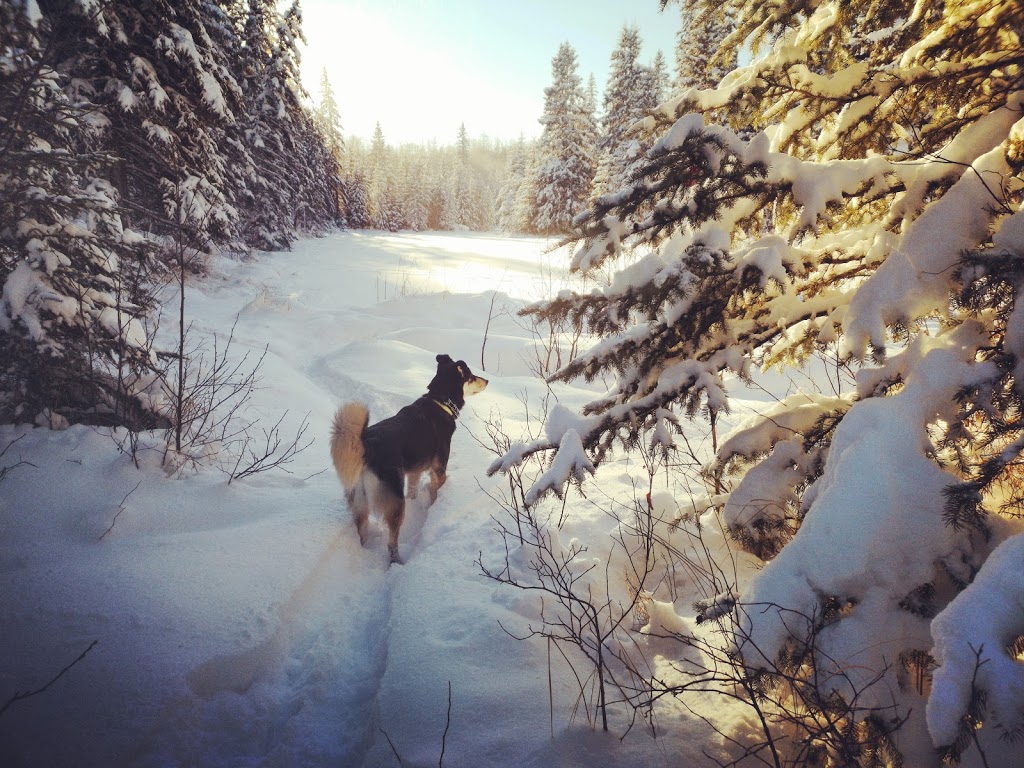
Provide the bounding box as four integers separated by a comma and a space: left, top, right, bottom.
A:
0, 231, 750, 768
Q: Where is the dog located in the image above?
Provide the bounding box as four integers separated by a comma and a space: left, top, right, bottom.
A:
330, 354, 488, 564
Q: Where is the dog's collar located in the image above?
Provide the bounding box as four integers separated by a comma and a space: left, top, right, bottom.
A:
431, 398, 460, 419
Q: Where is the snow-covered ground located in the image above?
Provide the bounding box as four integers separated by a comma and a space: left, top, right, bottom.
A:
0, 231, 746, 767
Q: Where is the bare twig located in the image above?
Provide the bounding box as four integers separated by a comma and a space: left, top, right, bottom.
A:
479, 393, 909, 762
0, 640, 98, 718
0, 434, 35, 484
228, 411, 313, 484
480, 291, 506, 372
440, 681, 452, 768
98, 480, 142, 541
378, 727, 405, 766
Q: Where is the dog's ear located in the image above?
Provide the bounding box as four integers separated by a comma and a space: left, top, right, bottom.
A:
436, 354, 453, 364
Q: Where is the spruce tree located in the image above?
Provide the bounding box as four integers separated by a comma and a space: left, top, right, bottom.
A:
236, 0, 337, 247
647, 50, 669, 108
339, 173, 369, 229
272, 2, 338, 233
532, 43, 597, 235
496, 137, 532, 233
595, 26, 657, 198
513, 143, 541, 234
673, 3, 736, 93
495, 0, 1024, 761
442, 123, 474, 230
0, 3, 164, 428
316, 67, 345, 160
73, 0, 247, 248
397, 155, 429, 232
1, 0, 338, 430
366, 123, 400, 232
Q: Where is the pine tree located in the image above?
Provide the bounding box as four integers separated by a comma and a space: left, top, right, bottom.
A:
236, 0, 338, 248
648, 50, 669, 107
673, 3, 736, 93
0, 4, 164, 429
366, 123, 400, 231
496, 0, 1024, 762
496, 137, 531, 233
316, 67, 345, 160
532, 43, 597, 235
595, 26, 657, 198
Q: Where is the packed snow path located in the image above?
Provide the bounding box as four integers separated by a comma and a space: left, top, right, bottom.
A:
0, 231, 728, 767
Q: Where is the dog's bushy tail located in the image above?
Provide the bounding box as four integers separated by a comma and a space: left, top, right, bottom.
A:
330, 402, 369, 490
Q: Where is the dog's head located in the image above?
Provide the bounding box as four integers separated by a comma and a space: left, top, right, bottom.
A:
428, 354, 488, 405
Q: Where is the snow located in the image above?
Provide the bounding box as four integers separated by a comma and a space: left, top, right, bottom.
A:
714, 392, 852, 535
928, 531, 1024, 748
97, 306, 148, 349
0, 261, 47, 340
653, 112, 705, 153
200, 71, 227, 117
524, 428, 595, 505
113, 80, 138, 112
734, 235, 792, 288
738, 325, 1004, 759
130, 56, 169, 112
843, 96, 1024, 359
24, 0, 41, 26
0, 231, 737, 767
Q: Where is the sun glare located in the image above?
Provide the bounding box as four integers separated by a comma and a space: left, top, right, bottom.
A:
300, 1, 540, 144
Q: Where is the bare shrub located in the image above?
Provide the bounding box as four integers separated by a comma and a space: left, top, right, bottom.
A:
227, 410, 312, 484
479, 397, 910, 765
0, 433, 34, 485
161, 318, 311, 480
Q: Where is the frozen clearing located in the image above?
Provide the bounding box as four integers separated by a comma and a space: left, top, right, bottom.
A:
0, 231, 745, 767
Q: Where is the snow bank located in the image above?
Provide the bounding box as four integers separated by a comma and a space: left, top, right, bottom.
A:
843, 94, 1024, 359
928, 531, 1024, 747
740, 326, 997, 713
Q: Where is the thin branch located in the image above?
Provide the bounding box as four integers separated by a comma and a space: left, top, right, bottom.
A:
378, 727, 405, 767
0, 640, 99, 718
439, 681, 452, 768
98, 480, 142, 541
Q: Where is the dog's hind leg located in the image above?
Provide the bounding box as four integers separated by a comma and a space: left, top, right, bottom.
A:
373, 468, 406, 565
346, 474, 370, 546
427, 452, 449, 505
405, 469, 422, 499
383, 496, 405, 565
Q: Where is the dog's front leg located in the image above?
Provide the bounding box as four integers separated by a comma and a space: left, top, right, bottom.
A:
427, 462, 447, 505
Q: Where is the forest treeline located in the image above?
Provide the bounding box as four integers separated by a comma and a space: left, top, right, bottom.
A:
317, 12, 731, 234
0, 0, 724, 427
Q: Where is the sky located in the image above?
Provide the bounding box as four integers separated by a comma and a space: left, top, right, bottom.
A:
298, 0, 682, 146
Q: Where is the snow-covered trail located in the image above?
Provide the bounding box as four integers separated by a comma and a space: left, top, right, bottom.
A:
123, 231, 563, 767
1, 231, 732, 767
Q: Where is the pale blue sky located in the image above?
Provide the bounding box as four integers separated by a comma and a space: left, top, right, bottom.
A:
300, 0, 682, 145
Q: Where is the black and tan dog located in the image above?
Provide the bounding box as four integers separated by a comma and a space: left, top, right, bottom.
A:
330, 354, 488, 564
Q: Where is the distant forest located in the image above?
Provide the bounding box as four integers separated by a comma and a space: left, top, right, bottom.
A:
315, 10, 731, 235
0, 0, 727, 428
